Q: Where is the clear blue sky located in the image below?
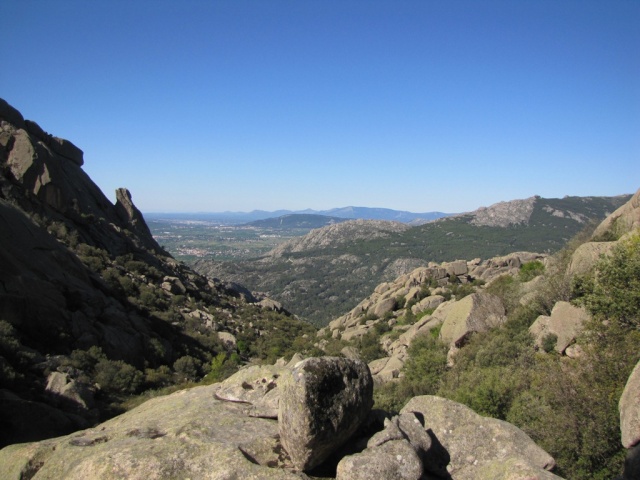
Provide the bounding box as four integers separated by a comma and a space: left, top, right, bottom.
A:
2, 0, 639, 213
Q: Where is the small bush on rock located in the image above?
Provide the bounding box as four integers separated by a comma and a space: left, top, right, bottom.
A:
519, 260, 545, 282
95, 359, 143, 395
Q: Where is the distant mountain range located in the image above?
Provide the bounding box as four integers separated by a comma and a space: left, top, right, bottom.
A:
245, 214, 349, 229
144, 207, 452, 225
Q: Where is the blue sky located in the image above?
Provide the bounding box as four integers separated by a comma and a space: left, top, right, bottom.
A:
2, 1, 639, 213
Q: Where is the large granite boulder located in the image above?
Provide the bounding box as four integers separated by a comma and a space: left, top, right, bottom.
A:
529, 301, 590, 354
620, 360, 640, 449
336, 411, 448, 480
0, 380, 305, 480
373, 296, 398, 318
567, 241, 616, 277
592, 188, 640, 240
278, 356, 373, 471
45, 372, 95, 411
368, 355, 405, 384
439, 292, 506, 348
336, 439, 423, 480
401, 395, 558, 480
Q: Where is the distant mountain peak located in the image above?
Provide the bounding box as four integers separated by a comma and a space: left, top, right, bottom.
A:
467, 196, 538, 227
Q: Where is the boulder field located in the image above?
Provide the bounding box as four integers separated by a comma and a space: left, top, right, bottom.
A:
0, 356, 561, 480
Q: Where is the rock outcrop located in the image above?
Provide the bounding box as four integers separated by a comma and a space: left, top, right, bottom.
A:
336, 437, 423, 480
322, 252, 543, 340
0, 357, 560, 480
346, 411, 450, 478
620, 360, 640, 449
278, 357, 373, 471
438, 292, 506, 348
619, 359, 640, 480
529, 301, 590, 354
567, 241, 616, 277
568, 188, 640, 277
592, 189, 640, 240
0, 381, 304, 480
317, 252, 543, 382
469, 196, 537, 227
45, 371, 95, 412
401, 395, 559, 480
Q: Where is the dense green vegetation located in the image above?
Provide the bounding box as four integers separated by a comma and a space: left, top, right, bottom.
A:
370, 230, 640, 479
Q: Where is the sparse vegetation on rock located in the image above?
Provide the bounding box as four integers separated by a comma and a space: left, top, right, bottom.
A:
317, 190, 640, 479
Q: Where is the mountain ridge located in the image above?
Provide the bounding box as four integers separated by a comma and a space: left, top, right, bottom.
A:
145, 206, 452, 225
194, 194, 630, 326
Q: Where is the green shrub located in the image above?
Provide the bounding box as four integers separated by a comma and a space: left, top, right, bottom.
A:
397, 309, 416, 326
372, 331, 448, 412
0, 321, 27, 386
0, 320, 21, 360
203, 352, 239, 383
374, 321, 391, 335
394, 295, 406, 310
76, 244, 110, 272
443, 365, 525, 419
449, 282, 475, 300
118, 275, 137, 297
511, 320, 640, 479
144, 365, 173, 388
373, 381, 407, 414
436, 318, 535, 420
66, 346, 107, 371
418, 283, 432, 300
576, 232, 640, 328
173, 355, 201, 382
355, 330, 386, 363
94, 358, 143, 395
541, 333, 558, 353
402, 333, 448, 396
363, 311, 379, 322
519, 260, 545, 282
415, 308, 436, 321
484, 275, 521, 314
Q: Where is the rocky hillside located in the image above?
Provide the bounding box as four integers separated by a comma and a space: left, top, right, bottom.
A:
311, 188, 640, 479
0, 98, 317, 447
194, 194, 630, 326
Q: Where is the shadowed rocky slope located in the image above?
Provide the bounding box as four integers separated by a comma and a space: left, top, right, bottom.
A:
0, 98, 313, 447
